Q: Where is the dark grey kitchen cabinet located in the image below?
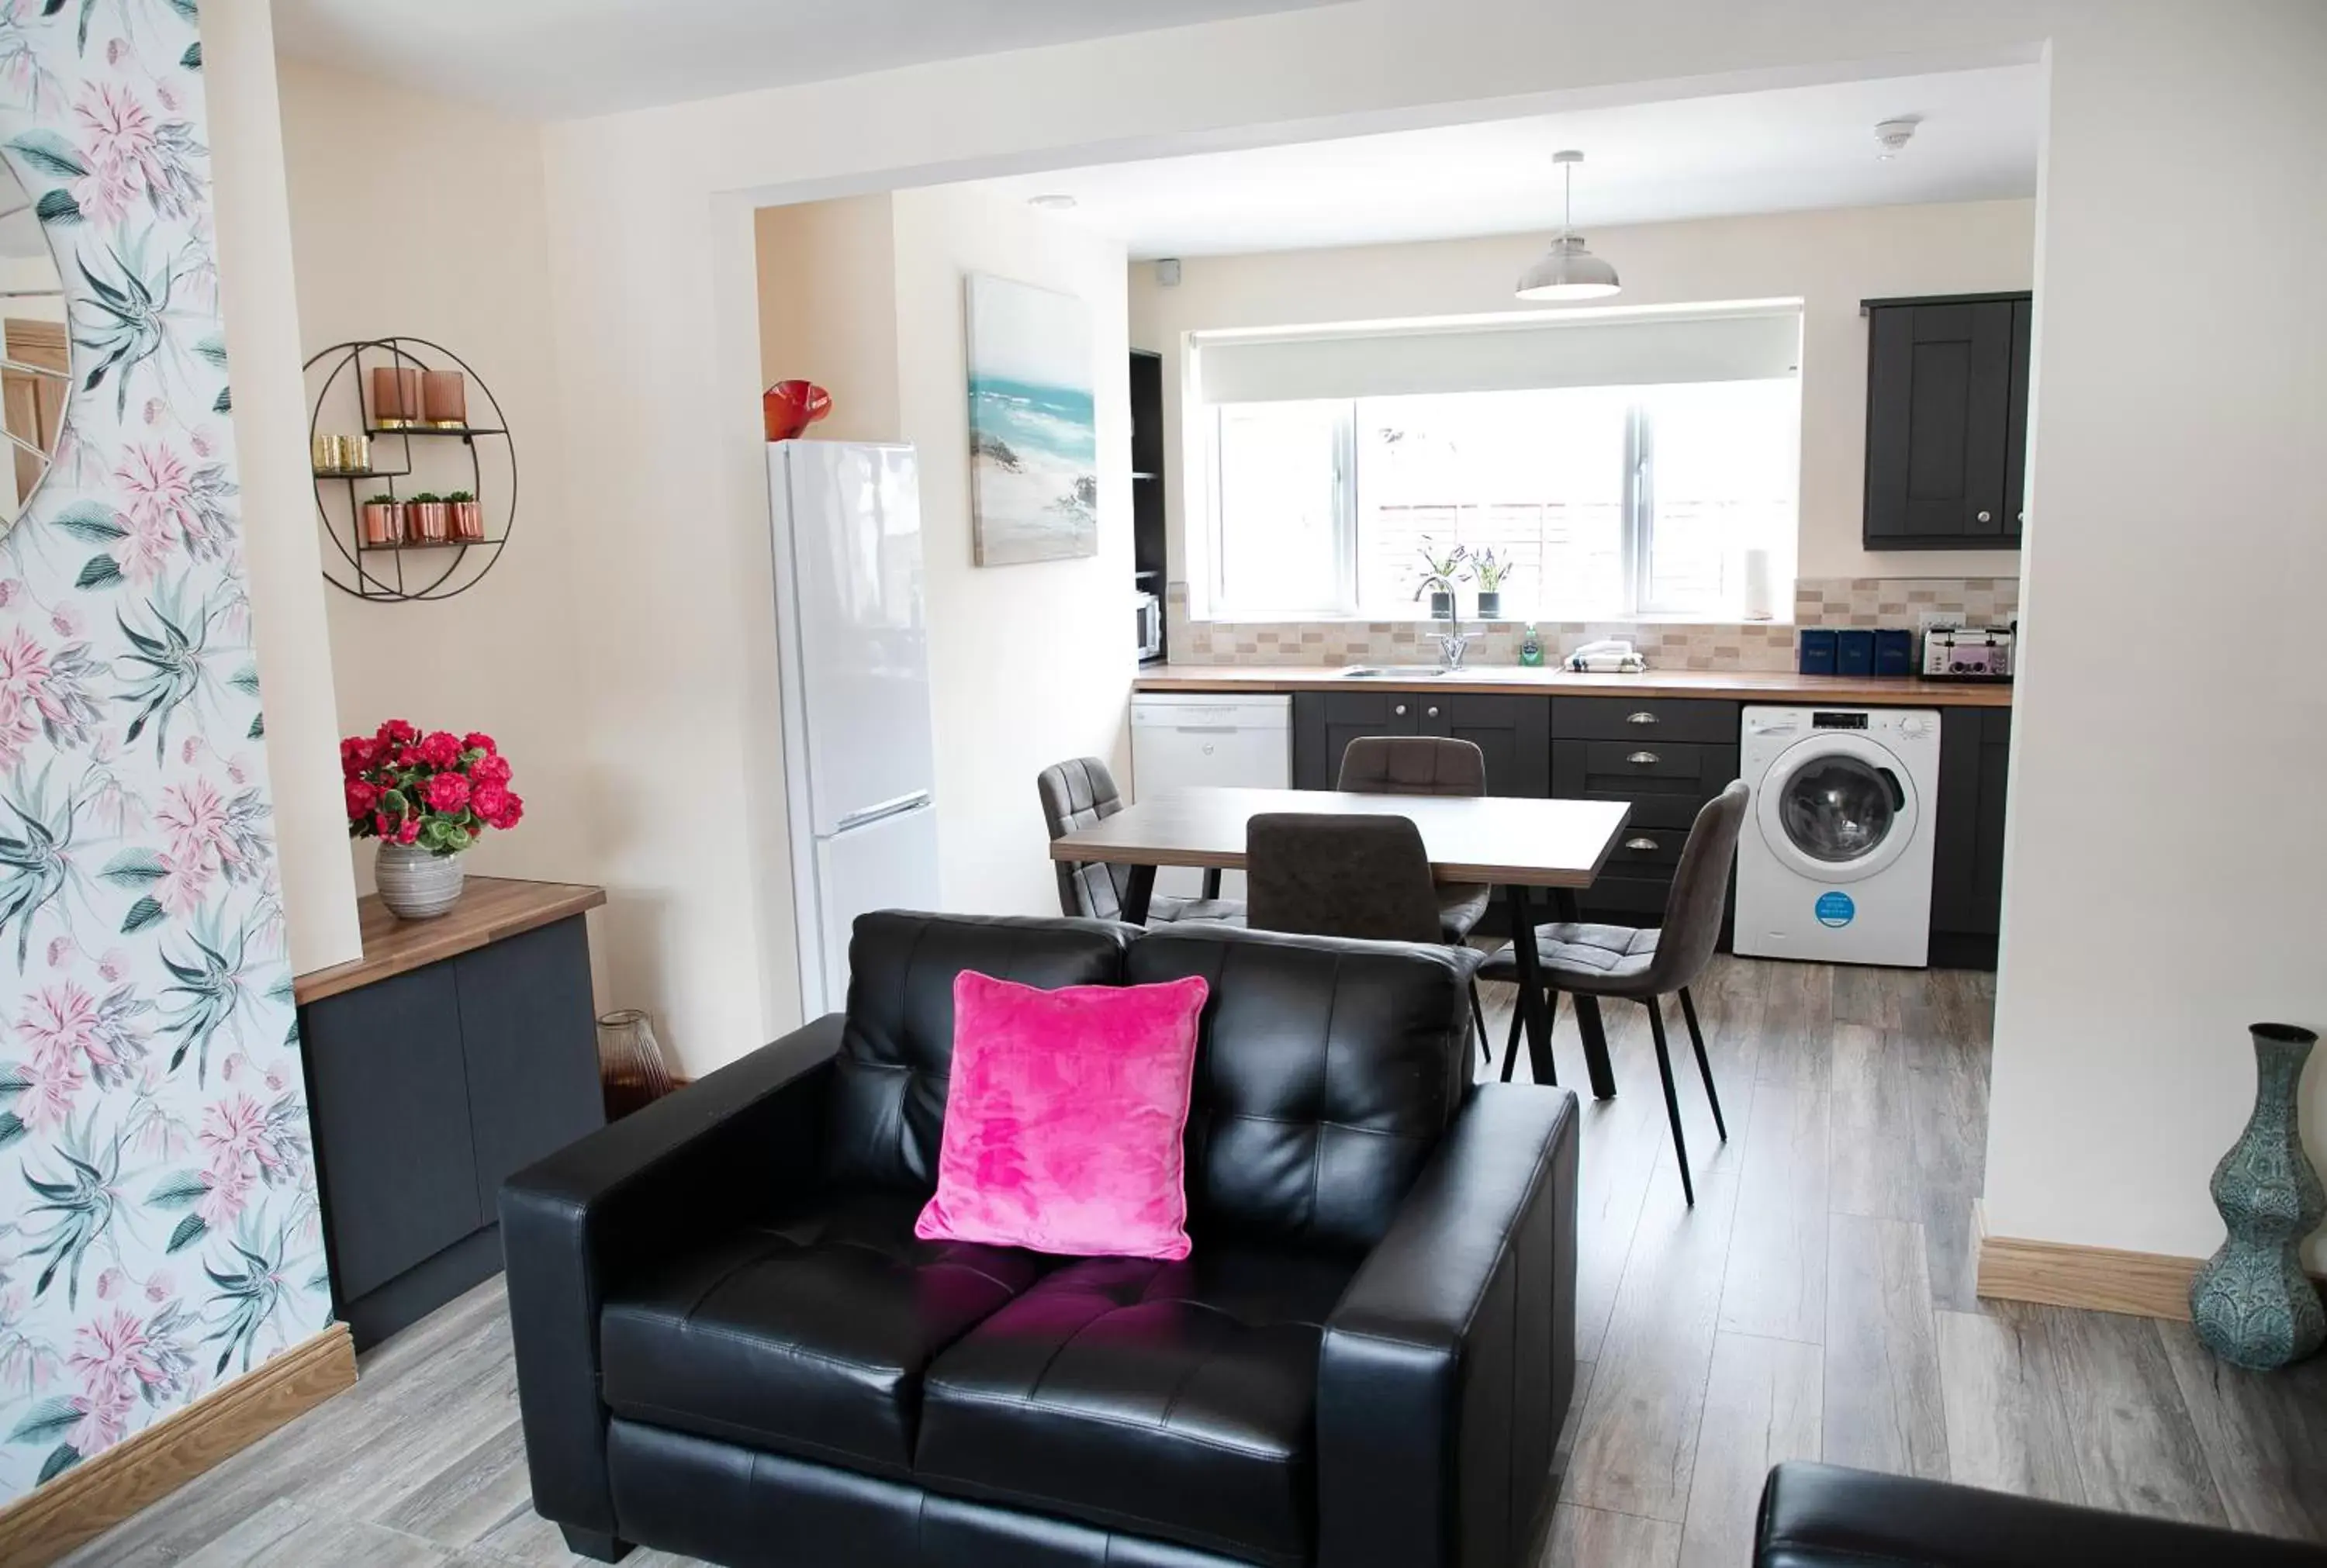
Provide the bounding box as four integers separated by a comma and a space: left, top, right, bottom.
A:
1291, 690, 1549, 796
1930, 706, 2012, 968
1862, 292, 2031, 550
1551, 696, 1741, 933
298, 882, 606, 1349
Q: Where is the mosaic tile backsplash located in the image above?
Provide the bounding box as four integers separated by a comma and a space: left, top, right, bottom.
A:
1166, 577, 2021, 672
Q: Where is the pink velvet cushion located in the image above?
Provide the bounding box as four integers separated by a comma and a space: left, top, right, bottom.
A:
915, 970, 1208, 1261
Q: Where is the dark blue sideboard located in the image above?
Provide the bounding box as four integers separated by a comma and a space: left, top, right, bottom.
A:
294, 878, 607, 1348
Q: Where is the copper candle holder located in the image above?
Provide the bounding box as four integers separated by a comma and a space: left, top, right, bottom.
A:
421, 370, 468, 429
409, 499, 451, 543
360, 497, 405, 546
448, 496, 484, 542
371, 364, 421, 429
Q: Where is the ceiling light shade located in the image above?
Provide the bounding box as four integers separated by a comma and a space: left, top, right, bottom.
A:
1516, 237, 1622, 299
1517, 149, 1620, 302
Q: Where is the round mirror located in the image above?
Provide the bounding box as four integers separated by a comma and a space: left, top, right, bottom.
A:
0, 158, 68, 527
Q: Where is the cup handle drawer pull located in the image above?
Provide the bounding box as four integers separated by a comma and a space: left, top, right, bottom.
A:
1626, 711, 1658, 725
1627, 751, 1661, 765
1624, 837, 1660, 852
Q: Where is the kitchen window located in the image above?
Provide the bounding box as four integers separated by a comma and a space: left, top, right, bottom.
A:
1197, 307, 1801, 620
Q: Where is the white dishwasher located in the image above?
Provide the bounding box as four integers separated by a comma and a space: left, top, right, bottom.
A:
1129, 692, 1291, 900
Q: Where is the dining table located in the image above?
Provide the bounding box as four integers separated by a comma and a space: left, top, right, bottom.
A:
1046, 785, 1633, 1097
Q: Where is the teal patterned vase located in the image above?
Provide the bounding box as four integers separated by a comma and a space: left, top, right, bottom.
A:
2190, 1023, 2325, 1370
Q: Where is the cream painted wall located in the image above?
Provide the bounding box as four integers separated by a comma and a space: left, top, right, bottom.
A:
276, 60, 604, 952
754, 197, 901, 444
208, 2, 360, 975
1129, 200, 2034, 611
750, 188, 1136, 1026
1983, 7, 2327, 1270
529, 0, 2325, 1262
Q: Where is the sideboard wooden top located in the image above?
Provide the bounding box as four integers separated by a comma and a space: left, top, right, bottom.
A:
292, 876, 606, 1005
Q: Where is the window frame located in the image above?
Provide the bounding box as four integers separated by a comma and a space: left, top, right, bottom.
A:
1205, 382, 1795, 623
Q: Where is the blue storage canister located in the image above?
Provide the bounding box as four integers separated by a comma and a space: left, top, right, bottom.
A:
1836, 629, 1876, 675
1797, 628, 1838, 675
1872, 627, 1914, 676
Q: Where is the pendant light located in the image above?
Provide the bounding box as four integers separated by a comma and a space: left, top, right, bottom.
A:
1516, 150, 1620, 301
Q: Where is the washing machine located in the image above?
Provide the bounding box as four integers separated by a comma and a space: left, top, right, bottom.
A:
1734, 706, 1941, 967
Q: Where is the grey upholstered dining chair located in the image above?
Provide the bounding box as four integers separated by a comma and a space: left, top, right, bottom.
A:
1338, 735, 1495, 1057
1243, 812, 1446, 945
1036, 756, 1244, 926
1480, 779, 1751, 1205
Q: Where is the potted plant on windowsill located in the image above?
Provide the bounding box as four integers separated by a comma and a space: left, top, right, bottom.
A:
1415, 537, 1468, 620
342, 721, 524, 919
446, 489, 483, 543
1468, 546, 1509, 619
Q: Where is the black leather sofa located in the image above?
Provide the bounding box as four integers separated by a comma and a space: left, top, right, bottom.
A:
1757, 1463, 2327, 1566
501, 912, 1579, 1568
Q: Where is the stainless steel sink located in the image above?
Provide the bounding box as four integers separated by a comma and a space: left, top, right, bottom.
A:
1339, 665, 1450, 679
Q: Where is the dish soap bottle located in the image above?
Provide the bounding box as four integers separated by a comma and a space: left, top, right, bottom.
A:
1518, 622, 1545, 668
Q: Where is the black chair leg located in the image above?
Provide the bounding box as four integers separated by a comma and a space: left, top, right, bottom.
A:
1678, 986, 1726, 1142
1646, 996, 1695, 1207
1499, 988, 1558, 1085
1468, 979, 1491, 1064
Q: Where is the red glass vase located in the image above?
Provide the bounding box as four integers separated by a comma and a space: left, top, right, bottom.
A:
762, 379, 832, 442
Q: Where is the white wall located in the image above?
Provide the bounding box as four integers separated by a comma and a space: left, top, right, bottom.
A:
1129, 200, 2034, 608
750, 188, 1136, 1032
524, 0, 2325, 1260
209, 2, 360, 975
1983, 7, 2327, 1269
889, 185, 1137, 917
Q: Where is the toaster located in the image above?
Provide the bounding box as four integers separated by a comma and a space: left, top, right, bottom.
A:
1923, 625, 2014, 680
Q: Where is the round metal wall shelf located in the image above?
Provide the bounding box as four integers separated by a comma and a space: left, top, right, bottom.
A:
306, 337, 517, 601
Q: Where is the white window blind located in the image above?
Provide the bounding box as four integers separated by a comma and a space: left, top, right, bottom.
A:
1196, 307, 1800, 405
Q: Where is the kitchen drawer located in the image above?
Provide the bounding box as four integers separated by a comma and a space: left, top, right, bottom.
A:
1556, 739, 1738, 797
1601, 824, 1689, 873
1554, 696, 1740, 744
1572, 872, 1675, 922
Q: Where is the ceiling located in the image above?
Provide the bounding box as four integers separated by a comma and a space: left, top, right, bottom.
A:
969, 67, 2042, 259
271, 0, 1345, 120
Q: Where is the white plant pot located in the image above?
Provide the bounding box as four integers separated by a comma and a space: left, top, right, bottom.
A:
376, 842, 466, 920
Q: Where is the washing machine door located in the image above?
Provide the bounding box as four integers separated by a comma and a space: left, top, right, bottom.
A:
1755, 732, 1921, 885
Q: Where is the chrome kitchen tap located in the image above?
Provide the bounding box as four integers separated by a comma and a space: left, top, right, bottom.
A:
1434, 627, 1473, 671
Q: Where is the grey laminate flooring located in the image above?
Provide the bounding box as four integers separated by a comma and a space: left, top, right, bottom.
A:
63, 958, 2327, 1568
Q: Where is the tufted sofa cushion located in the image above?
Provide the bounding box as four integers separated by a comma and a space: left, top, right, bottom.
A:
825, 912, 1132, 1192
1129, 923, 1475, 1254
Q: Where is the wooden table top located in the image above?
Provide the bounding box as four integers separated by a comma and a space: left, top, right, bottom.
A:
1133, 663, 2014, 707
1048, 787, 1631, 888
292, 876, 607, 1004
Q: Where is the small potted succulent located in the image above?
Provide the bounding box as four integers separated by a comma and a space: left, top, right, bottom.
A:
446, 489, 483, 543
1413, 537, 1468, 620
360, 492, 404, 547
342, 721, 524, 918
407, 492, 451, 543
1468, 546, 1509, 619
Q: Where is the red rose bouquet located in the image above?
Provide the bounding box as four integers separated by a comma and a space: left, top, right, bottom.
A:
341, 720, 524, 856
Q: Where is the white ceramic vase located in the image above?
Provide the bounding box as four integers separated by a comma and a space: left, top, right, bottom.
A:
375, 842, 466, 919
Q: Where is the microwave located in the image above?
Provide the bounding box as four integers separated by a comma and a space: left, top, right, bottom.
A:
1135, 591, 1163, 661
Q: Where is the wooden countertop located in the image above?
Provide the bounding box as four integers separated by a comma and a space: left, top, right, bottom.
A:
1133, 663, 2014, 707
292, 876, 607, 1005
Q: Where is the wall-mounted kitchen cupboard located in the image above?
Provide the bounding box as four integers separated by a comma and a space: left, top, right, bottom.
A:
1862, 291, 2031, 551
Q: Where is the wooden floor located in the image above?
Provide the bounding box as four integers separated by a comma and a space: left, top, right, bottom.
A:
63, 957, 2327, 1568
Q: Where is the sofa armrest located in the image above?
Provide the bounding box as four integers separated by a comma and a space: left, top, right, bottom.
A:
1756, 1463, 2327, 1568
1316, 1083, 1579, 1568
497, 1014, 842, 1542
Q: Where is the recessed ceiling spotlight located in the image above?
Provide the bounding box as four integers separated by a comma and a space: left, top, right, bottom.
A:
1027, 193, 1078, 210
1874, 116, 1921, 161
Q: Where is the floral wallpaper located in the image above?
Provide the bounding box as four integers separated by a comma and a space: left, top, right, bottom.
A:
0, 1, 329, 1507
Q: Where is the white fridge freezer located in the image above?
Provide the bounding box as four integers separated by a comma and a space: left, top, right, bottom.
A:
769, 441, 941, 1017
1129, 693, 1291, 901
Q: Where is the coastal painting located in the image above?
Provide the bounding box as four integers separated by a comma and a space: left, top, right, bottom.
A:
966, 274, 1098, 565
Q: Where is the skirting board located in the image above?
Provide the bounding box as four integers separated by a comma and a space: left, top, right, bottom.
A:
0, 1322, 357, 1567
1973, 1206, 2325, 1323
